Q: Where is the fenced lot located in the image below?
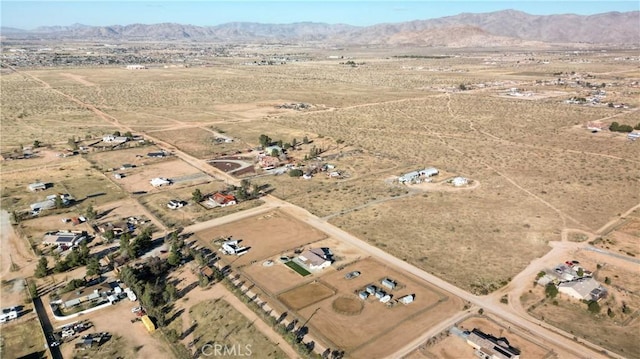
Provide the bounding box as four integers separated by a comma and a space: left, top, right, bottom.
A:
195, 210, 327, 267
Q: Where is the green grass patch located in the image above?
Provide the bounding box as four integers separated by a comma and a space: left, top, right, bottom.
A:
284, 261, 311, 277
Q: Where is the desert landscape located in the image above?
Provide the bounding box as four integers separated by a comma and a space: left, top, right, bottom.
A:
1, 6, 639, 359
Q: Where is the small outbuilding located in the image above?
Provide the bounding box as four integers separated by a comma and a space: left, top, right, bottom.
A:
28, 182, 47, 192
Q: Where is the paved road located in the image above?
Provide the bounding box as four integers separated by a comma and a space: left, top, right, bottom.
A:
33, 297, 62, 359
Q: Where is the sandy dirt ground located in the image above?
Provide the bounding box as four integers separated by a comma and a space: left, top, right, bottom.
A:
61, 73, 95, 87
0, 210, 37, 280
165, 266, 299, 358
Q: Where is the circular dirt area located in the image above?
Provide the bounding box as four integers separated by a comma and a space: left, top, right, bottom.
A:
332, 296, 363, 316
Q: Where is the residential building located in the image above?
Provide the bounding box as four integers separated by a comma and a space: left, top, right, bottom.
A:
259, 155, 280, 169
150, 177, 171, 187
209, 193, 237, 207
466, 328, 521, 359
42, 231, 87, 247
102, 135, 128, 144
298, 248, 332, 270
558, 277, 607, 301
27, 182, 47, 192
398, 167, 439, 183
221, 240, 248, 256
58, 282, 112, 309
126, 65, 147, 70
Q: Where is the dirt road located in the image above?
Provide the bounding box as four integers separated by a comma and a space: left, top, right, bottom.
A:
0, 210, 37, 280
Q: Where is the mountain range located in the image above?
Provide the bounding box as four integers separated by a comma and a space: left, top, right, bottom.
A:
1, 10, 638, 46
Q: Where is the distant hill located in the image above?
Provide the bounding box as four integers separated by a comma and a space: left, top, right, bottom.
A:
3, 10, 639, 46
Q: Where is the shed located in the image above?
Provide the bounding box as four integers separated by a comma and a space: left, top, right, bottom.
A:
381, 278, 397, 290
452, 177, 468, 187
358, 291, 369, 300
365, 285, 377, 294
28, 182, 47, 192
399, 294, 414, 305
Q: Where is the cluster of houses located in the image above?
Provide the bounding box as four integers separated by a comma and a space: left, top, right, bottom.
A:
356, 277, 415, 306
537, 261, 607, 302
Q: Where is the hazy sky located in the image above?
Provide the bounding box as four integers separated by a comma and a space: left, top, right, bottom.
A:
2, 1, 639, 29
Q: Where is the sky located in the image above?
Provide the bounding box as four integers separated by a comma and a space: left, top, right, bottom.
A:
1, 1, 639, 30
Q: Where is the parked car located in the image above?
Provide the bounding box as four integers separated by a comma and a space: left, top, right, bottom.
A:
131, 306, 143, 314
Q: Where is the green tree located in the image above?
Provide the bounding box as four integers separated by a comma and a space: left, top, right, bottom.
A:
588, 300, 601, 314
163, 283, 178, 302
85, 204, 97, 220
577, 267, 584, 277
604, 276, 611, 285
33, 140, 41, 148
54, 195, 64, 209
67, 137, 78, 150
302, 136, 309, 144
194, 252, 205, 266
291, 138, 297, 147
240, 179, 251, 191
27, 280, 38, 299
545, 283, 558, 298
634, 122, 640, 131
192, 188, 203, 203
124, 131, 133, 139
113, 131, 121, 136
167, 248, 182, 266
134, 227, 153, 255
86, 256, 100, 276
34, 257, 48, 278
259, 134, 272, 148
103, 230, 115, 243
120, 232, 134, 258
271, 148, 280, 157
289, 169, 303, 177
10, 210, 22, 224
198, 273, 210, 287
458, 83, 468, 91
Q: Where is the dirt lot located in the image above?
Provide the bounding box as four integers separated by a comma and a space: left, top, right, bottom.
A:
85, 145, 170, 170
596, 209, 640, 257
0, 316, 47, 359
1, 155, 126, 214
195, 210, 327, 267
113, 159, 211, 194
54, 295, 173, 359
278, 281, 336, 310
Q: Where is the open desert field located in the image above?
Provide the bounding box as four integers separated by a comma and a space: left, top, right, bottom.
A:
595, 208, 640, 257
195, 210, 327, 267
149, 127, 249, 159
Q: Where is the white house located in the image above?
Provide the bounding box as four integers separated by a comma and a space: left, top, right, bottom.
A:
150, 177, 171, 187
298, 248, 332, 270
398, 167, 439, 184
126, 64, 147, 70
558, 277, 607, 301
102, 135, 128, 144
452, 177, 469, 187
221, 240, 248, 256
